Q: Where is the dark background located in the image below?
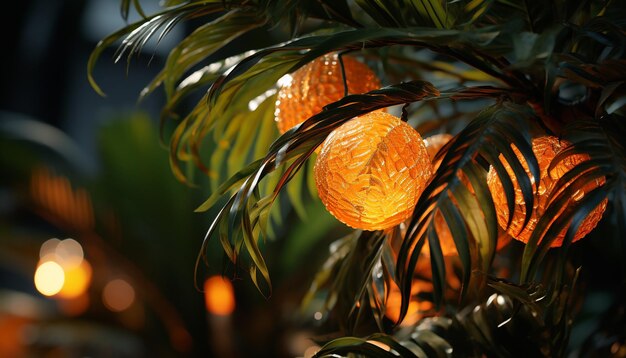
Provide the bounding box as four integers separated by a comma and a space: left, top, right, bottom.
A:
0, 1, 328, 357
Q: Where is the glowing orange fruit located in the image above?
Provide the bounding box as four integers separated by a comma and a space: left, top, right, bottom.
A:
314, 111, 432, 231
275, 53, 381, 134
487, 135, 607, 247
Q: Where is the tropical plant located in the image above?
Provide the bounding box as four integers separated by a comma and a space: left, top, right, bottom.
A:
89, 0, 626, 356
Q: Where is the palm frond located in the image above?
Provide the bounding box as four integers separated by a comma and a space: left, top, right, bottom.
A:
313, 272, 579, 358
460, 273, 579, 357
88, 1, 248, 96
397, 101, 539, 322
169, 23, 530, 187
120, 0, 146, 21
522, 115, 626, 281
313, 333, 419, 358
144, 9, 265, 100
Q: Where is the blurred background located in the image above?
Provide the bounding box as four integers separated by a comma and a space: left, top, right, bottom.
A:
0, 1, 340, 356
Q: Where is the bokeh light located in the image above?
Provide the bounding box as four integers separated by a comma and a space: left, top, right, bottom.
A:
204, 276, 235, 316
54, 238, 84, 268
57, 260, 92, 299
39, 238, 60, 259
34, 261, 65, 296
103, 279, 136, 312
35, 238, 92, 299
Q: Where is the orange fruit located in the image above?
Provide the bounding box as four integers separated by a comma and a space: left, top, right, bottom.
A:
314, 111, 432, 230
275, 53, 380, 134
487, 135, 606, 247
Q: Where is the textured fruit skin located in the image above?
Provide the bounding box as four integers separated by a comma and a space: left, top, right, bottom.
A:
487, 136, 607, 247
274, 53, 381, 134
314, 111, 432, 231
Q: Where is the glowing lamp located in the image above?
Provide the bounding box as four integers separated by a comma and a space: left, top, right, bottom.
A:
487, 135, 607, 247
204, 276, 236, 316
275, 53, 380, 134
314, 111, 432, 230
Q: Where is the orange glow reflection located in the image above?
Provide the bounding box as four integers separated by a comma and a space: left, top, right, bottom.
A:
384, 280, 433, 326
59, 293, 90, 316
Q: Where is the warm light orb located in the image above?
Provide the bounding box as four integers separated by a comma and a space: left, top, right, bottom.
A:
58, 260, 92, 299
103, 279, 136, 312
54, 238, 84, 268
204, 276, 236, 316
487, 135, 607, 247
34, 261, 65, 296
274, 53, 381, 134
39, 238, 60, 259
314, 111, 432, 231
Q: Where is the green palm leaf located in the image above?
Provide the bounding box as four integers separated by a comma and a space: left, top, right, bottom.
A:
88, 1, 234, 96
146, 9, 265, 99
120, 0, 146, 21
